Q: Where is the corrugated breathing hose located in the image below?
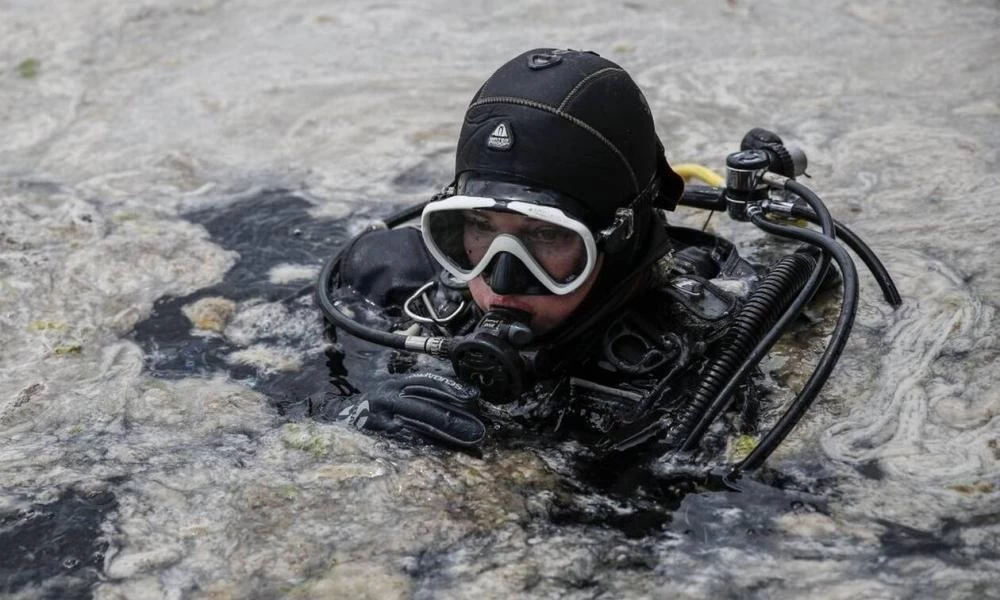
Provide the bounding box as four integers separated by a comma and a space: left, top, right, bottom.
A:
663, 251, 818, 451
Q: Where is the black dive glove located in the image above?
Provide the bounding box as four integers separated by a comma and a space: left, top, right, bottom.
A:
333, 373, 486, 448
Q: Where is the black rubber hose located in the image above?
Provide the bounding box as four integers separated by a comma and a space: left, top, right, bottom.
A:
670, 251, 818, 451
785, 205, 902, 307
677, 186, 727, 211
315, 198, 440, 351
671, 180, 837, 453
786, 179, 836, 241
316, 241, 412, 350
735, 212, 859, 472
385, 200, 431, 227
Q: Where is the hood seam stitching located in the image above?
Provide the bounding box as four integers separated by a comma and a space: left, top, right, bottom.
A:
556, 67, 625, 112
468, 95, 640, 194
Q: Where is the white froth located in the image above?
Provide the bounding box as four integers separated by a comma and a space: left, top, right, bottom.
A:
267, 263, 320, 284
2, 0, 999, 597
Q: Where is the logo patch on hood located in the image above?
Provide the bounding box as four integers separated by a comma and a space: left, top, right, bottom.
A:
487, 122, 514, 151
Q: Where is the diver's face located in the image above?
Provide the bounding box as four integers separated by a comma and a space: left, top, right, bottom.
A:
463, 210, 601, 334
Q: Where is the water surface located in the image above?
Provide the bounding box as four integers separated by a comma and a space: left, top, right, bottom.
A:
2, 0, 999, 598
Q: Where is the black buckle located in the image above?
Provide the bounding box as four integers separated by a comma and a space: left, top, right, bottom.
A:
599, 208, 634, 254
527, 50, 568, 70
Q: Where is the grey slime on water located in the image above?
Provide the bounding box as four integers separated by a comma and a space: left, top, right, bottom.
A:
1, 0, 999, 597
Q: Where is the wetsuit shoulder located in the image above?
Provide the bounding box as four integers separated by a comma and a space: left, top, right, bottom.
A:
338, 226, 439, 309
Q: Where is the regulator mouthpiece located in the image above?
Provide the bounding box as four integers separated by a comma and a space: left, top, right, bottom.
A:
451, 308, 534, 404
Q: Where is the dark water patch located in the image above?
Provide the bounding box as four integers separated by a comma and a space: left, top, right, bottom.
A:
879, 520, 959, 561
547, 467, 720, 538
876, 511, 1000, 568
15, 179, 62, 194
553, 460, 830, 541
390, 150, 451, 194
181, 191, 338, 299
509, 435, 835, 545
132, 190, 401, 404
855, 458, 885, 480
0, 487, 118, 599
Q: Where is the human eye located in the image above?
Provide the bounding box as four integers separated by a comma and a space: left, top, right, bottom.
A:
530, 226, 572, 245
463, 212, 495, 233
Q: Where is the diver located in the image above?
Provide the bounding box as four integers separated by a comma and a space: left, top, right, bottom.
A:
315, 48, 900, 472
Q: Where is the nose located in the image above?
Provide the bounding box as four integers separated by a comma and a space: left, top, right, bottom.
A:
484, 252, 538, 295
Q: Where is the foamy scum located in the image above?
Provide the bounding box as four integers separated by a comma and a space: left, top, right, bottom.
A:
2, 0, 999, 597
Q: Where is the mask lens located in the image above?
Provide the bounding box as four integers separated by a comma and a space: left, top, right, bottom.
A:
436, 209, 585, 280
426, 210, 475, 271
423, 199, 596, 294
476, 211, 585, 282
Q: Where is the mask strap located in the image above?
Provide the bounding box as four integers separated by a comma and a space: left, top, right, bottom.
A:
599, 172, 658, 254
654, 140, 683, 211
433, 179, 457, 201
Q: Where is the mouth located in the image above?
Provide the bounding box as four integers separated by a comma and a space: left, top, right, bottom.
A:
490, 301, 532, 314
488, 298, 535, 321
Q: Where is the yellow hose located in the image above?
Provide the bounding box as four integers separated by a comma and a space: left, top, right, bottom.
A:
673, 163, 724, 188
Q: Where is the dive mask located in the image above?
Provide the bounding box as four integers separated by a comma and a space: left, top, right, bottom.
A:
421, 196, 600, 296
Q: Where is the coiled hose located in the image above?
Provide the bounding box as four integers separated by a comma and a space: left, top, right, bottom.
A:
663, 251, 818, 451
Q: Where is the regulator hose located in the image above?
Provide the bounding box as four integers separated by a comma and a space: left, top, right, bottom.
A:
785, 179, 836, 242
677, 185, 726, 211
668, 251, 818, 451
669, 179, 836, 454
315, 199, 444, 353
784, 205, 902, 306
316, 242, 412, 350
735, 211, 860, 472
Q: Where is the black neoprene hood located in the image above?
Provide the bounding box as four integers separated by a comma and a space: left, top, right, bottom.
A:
455, 48, 684, 230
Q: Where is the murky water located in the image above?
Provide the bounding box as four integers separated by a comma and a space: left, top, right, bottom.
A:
2, 0, 999, 598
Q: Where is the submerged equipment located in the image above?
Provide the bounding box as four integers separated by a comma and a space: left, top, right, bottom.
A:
316, 128, 902, 473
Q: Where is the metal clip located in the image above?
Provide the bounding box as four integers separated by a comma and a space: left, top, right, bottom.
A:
601, 207, 634, 243
403, 281, 467, 325
761, 198, 796, 215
